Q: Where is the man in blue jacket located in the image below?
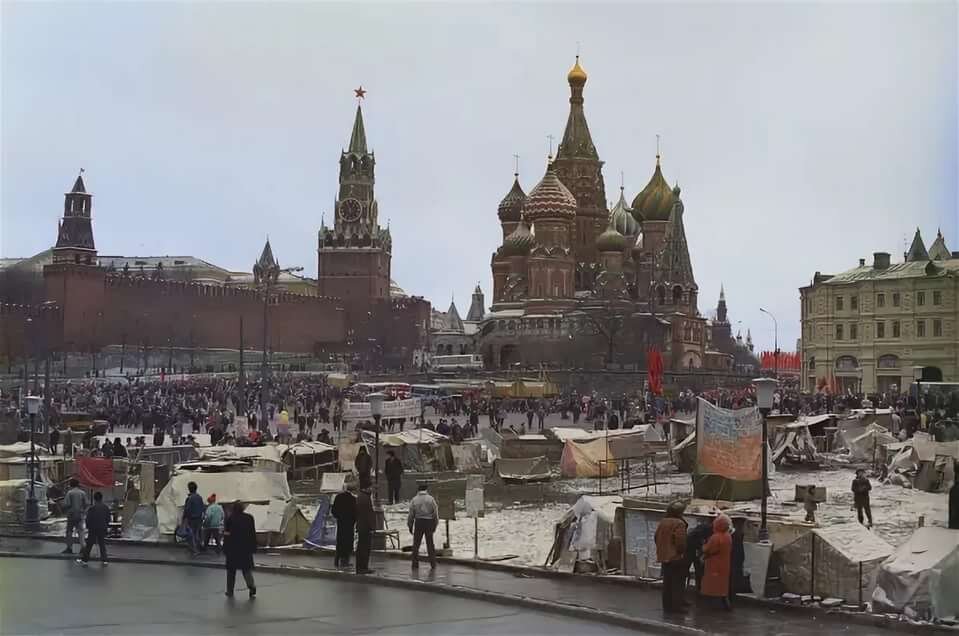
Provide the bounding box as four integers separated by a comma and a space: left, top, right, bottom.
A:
182, 481, 205, 556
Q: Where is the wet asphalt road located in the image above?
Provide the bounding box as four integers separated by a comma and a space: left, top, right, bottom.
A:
0, 558, 650, 636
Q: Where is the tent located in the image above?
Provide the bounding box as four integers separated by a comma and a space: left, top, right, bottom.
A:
495, 456, 550, 483
558, 428, 662, 478
156, 469, 308, 546
884, 433, 959, 492
196, 445, 285, 473
362, 428, 454, 472
559, 437, 616, 478
872, 527, 959, 620
545, 495, 621, 572
451, 442, 483, 472
280, 441, 337, 480
776, 523, 893, 602
846, 423, 897, 462
771, 420, 821, 465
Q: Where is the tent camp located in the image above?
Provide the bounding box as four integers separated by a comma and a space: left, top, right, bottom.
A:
495, 456, 550, 483
545, 495, 621, 572
885, 433, 959, 492
280, 441, 337, 479
776, 523, 893, 602
0, 479, 48, 523
361, 428, 454, 472
872, 527, 959, 620
156, 469, 308, 546
845, 423, 897, 463
451, 442, 483, 471
196, 445, 285, 472
771, 417, 827, 465
559, 428, 663, 478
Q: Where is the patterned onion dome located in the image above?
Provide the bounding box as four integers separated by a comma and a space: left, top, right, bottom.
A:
609, 188, 640, 235
498, 220, 534, 257
497, 175, 527, 223
523, 162, 577, 223
595, 219, 627, 253
567, 56, 587, 87
631, 157, 675, 222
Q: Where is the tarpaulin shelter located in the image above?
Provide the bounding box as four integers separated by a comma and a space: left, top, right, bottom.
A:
560, 437, 616, 478
280, 441, 337, 479
495, 456, 550, 483
776, 523, 893, 602
845, 423, 897, 462
558, 428, 662, 478
196, 445, 285, 473
872, 527, 959, 620
771, 419, 822, 465
451, 442, 483, 471
545, 495, 621, 572
156, 469, 308, 546
362, 428, 454, 472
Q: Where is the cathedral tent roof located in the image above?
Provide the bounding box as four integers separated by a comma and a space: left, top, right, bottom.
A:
905, 228, 929, 262
632, 157, 675, 222
523, 163, 577, 223
655, 186, 696, 288
71, 174, 87, 194
556, 56, 598, 161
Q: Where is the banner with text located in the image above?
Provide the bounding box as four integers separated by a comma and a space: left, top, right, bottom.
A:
343, 398, 422, 421
694, 397, 764, 501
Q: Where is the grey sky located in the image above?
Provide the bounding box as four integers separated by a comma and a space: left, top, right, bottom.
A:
2, 2, 957, 353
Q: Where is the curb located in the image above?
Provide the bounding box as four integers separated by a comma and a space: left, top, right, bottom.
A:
0, 551, 703, 636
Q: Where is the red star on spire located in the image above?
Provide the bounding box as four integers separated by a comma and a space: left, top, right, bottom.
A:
354, 86, 367, 100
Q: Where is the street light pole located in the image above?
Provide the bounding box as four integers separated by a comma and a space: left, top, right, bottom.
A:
24, 395, 41, 526
753, 377, 776, 543
759, 308, 779, 378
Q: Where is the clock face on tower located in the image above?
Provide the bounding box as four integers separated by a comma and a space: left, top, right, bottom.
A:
340, 198, 362, 222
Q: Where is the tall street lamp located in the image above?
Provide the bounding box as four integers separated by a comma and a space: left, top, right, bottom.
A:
24, 394, 42, 525
368, 391, 386, 533
913, 366, 924, 413
753, 377, 777, 542
759, 308, 778, 378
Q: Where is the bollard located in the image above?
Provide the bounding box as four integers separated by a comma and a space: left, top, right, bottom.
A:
810, 532, 816, 598
858, 560, 863, 610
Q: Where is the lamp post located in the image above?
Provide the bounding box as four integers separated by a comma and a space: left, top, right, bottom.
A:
368, 392, 386, 493
913, 366, 924, 415
759, 308, 778, 378
25, 394, 41, 526
856, 367, 863, 396
753, 377, 776, 542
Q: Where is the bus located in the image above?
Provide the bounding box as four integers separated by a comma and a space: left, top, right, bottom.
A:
353, 382, 412, 400
431, 354, 484, 371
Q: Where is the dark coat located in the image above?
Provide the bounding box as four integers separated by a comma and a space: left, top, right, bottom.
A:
852, 476, 871, 506
354, 450, 373, 476
356, 490, 376, 532
385, 456, 403, 482
85, 501, 111, 535
332, 491, 357, 527
950, 483, 959, 530
224, 511, 257, 570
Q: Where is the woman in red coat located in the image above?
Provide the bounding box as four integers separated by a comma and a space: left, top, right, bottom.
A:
701, 514, 732, 609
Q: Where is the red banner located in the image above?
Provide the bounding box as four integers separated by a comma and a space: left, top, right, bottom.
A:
648, 348, 664, 396
75, 457, 114, 489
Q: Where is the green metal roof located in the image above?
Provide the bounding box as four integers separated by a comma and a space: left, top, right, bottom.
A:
824, 258, 959, 284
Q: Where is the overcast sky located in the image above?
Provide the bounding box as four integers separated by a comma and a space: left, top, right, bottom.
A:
2, 2, 957, 353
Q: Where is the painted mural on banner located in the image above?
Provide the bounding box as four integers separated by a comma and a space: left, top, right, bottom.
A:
696, 397, 762, 479
342, 398, 422, 421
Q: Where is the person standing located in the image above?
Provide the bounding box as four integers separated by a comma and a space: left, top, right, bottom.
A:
202, 494, 225, 553
384, 450, 404, 505
355, 485, 376, 574
49, 427, 60, 456
407, 483, 439, 570
76, 491, 110, 566
852, 469, 873, 527
949, 462, 959, 530
182, 481, 205, 556
223, 501, 257, 598
63, 427, 73, 457
701, 514, 733, 610
654, 501, 688, 613
62, 479, 88, 555
354, 446, 373, 489
685, 518, 712, 592
331, 485, 357, 568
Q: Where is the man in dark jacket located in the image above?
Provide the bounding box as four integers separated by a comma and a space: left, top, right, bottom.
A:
852, 469, 873, 527
950, 462, 959, 530
182, 481, 205, 556
224, 501, 257, 598
76, 491, 110, 565
331, 485, 357, 568
685, 518, 712, 591
384, 451, 404, 505
355, 486, 376, 574
354, 446, 373, 489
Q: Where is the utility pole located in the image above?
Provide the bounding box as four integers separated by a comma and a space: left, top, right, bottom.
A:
239, 315, 246, 414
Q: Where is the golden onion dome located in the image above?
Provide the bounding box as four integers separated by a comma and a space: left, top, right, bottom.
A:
631, 156, 675, 222
523, 161, 577, 223
567, 56, 587, 87
499, 220, 534, 257
595, 220, 627, 253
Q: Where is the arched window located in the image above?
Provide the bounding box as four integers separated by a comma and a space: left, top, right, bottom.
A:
877, 354, 899, 369
835, 355, 858, 371
673, 286, 683, 304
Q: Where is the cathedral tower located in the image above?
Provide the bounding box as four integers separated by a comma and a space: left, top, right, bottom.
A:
318, 92, 391, 304
53, 173, 97, 265
551, 57, 608, 278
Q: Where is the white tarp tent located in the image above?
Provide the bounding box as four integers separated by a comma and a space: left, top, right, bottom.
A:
846, 423, 897, 462
156, 470, 307, 545
873, 527, 959, 620
545, 495, 621, 572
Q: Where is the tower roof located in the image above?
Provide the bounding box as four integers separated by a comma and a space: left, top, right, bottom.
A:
632, 156, 675, 222
523, 162, 577, 223
719, 283, 726, 302
905, 227, 929, 262
257, 239, 279, 270
655, 188, 696, 289
347, 104, 368, 155
928, 229, 951, 260
609, 188, 640, 235
71, 173, 87, 194
497, 175, 527, 223
446, 299, 464, 332
556, 57, 598, 160
499, 220, 534, 257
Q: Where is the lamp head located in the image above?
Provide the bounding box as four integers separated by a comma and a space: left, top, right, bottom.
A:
753, 378, 777, 410
25, 395, 41, 415
368, 392, 386, 417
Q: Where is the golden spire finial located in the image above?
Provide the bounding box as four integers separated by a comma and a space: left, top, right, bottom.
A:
513, 153, 520, 177
656, 134, 661, 166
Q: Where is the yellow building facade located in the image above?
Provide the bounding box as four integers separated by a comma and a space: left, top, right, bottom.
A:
799, 229, 958, 394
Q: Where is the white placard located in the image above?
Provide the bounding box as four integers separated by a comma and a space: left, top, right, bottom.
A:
343, 398, 422, 421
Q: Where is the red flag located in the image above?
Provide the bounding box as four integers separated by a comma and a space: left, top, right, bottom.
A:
76, 456, 114, 489
648, 348, 664, 396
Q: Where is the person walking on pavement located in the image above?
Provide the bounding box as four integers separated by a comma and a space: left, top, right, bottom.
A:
331, 484, 357, 568
407, 482, 438, 570
384, 450, 404, 505
223, 501, 257, 598
354, 446, 373, 489
655, 500, 688, 613
76, 491, 110, 566
355, 485, 376, 574
182, 481, 205, 556
852, 469, 873, 527
701, 514, 733, 610
202, 494, 225, 553
62, 478, 88, 554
